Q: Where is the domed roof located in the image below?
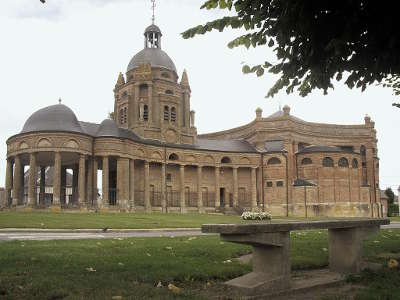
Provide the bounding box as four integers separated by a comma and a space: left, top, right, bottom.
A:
144, 24, 162, 34
96, 119, 120, 137
127, 48, 177, 73
21, 104, 82, 134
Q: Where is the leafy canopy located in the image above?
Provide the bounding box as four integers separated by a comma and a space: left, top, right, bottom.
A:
385, 188, 395, 205
182, 0, 400, 105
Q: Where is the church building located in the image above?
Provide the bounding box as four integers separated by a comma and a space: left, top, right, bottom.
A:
4, 22, 383, 217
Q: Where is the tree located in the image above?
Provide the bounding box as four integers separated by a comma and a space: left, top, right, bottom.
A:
385, 187, 395, 205
182, 1, 400, 106
108, 112, 115, 120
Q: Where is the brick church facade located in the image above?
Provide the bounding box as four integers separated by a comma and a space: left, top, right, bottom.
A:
4, 24, 383, 217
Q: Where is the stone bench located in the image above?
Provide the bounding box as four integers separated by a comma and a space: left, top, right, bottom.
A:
202, 218, 390, 296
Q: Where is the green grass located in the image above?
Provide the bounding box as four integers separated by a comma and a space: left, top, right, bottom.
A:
390, 216, 400, 222
0, 212, 245, 229
0, 211, 375, 230
0, 230, 399, 299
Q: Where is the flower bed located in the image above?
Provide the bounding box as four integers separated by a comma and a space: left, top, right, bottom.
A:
241, 211, 272, 221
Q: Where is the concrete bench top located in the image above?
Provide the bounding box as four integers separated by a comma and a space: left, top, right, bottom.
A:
202, 218, 390, 234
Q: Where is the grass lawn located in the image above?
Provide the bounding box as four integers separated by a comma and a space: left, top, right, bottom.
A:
390, 216, 400, 222
0, 211, 375, 230
0, 212, 245, 229
0, 230, 399, 299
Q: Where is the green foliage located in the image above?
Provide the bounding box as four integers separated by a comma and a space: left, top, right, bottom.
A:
108, 111, 115, 120
385, 187, 395, 205
182, 1, 400, 102
388, 204, 399, 217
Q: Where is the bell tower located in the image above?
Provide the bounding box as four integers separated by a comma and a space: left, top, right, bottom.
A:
113, 12, 197, 144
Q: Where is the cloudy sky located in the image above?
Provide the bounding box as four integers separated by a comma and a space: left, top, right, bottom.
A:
0, 0, 399, 191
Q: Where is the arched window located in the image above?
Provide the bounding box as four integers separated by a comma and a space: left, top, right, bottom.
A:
338, 157, 349, 168
221, 157, 232, 164
267, 157, 281, 165
164, 106, 169, 121
119, 109, 124, 124
322, 157, 334, 167
139, 84, 148, 98
360, 145, 366, 160
143, 105, 149, 121
171, 107, 176, 122
169, 153, 179, 161
301, 158, 312, 165
165, 90, 174, 95
352, 158, 359, 168
123, 107, 127, 124
161, 72, 170, 79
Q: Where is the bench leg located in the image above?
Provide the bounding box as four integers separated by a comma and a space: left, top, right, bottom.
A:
223, 232, 291, 296
328, 226, 379, 274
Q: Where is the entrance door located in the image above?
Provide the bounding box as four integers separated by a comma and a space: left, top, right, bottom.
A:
220, 188, 225, 207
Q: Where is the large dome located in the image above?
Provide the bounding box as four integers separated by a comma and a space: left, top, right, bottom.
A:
21, 104, 83, 134
127, 48, 177, 73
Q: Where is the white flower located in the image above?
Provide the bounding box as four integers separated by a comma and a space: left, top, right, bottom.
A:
241, 210, 272, 221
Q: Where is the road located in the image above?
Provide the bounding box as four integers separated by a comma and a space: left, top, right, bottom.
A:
0, 223, 398, 242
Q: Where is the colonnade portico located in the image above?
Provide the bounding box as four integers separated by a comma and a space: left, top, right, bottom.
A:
5, 149, 259, 213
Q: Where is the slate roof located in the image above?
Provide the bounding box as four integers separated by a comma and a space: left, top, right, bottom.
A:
298, 145, 347, 154
18, 104, 257, 153
266, 110, 303, 122
264, 140, 285, 152
144, 24, 162, 34
293, 179, 316, 187
21, 104, 83, 134
127, 48, 177, 73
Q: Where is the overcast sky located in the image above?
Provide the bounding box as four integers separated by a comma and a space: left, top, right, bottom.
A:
0, 0, 399, 191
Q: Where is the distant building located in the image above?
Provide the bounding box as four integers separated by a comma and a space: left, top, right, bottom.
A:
3, 23, 383, 217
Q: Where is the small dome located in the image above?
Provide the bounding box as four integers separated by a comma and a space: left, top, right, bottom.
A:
144, 24, 162, 35
96, 119, 120, 137
21, 104, 82, 134
127, 48, 177, 73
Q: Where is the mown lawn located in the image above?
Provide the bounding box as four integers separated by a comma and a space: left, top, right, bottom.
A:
0, 212, 245, 229
0, 211, 372, 230
0, 230, 399, 299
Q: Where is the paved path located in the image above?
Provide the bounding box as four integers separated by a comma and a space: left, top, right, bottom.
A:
0, 229, 205, 241
0, 222, 398, 242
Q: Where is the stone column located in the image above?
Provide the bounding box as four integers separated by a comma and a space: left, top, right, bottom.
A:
180, 164, 186, 213
161, 163, 167, 213
251, 167, 258, 210
215, 166, 220, 208
40, 167, 46, 205
117, 157, 129, 211
72, 164, 78, 204
93, 158, 98, 206
61, 167, 67, 205
53, 152, 62, 206
102, 156, 109, 208
129, 159, 135, 211
233, 167, 239, 207
5, 159, 13, 207
27, 153, 37, 207
86, 158, 93, 207
12, 155, 22, 206
78, 154, 86, 206
197, 165, 204, 213
144, 161, 151, 212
